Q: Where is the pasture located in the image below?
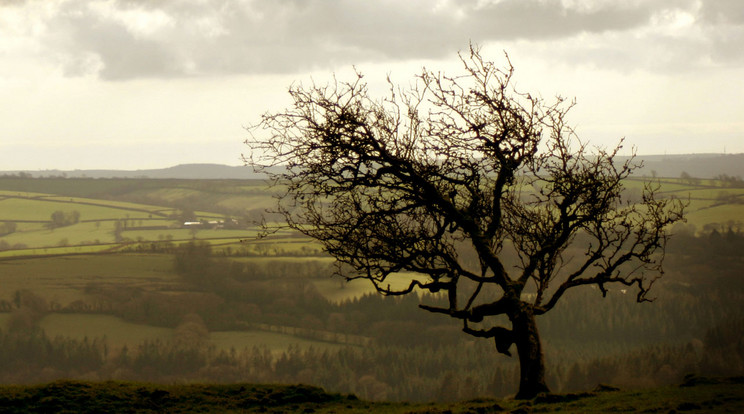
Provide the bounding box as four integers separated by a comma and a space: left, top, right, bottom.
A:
0, 254, 178, 305
0, 190, 257, 252
34, 314, 342, 355
623, 177, 743, 230
0, 194, 171, 221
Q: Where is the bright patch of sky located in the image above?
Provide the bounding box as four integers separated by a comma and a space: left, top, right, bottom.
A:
0, 0, 742, 170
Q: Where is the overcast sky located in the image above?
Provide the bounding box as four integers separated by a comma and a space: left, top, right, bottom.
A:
1, 0, 742, 171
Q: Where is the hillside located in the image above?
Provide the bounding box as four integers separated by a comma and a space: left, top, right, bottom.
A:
0, 174, 742, 402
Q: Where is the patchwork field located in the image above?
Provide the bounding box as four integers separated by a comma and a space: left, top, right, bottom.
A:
1, 176, 741, 310
0, 176, 742, 399
1, 178, 740, 254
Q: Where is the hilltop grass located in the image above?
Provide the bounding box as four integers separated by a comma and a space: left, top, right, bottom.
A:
0, 377, 741, 413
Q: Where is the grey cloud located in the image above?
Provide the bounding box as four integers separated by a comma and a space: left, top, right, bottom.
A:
698, 0, 744, 64
465, 1, 653, 39
70, 24, 179, 80
700, 0, 744, 24
45, 1, 183, 79
27, 0, 744, 80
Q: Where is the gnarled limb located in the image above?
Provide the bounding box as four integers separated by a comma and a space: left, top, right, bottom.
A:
463, 322, 515, 356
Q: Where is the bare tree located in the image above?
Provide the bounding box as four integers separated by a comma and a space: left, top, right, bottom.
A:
245, 45, 685, 399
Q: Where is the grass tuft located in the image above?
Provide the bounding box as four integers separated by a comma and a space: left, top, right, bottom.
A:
0, 377, 742, 413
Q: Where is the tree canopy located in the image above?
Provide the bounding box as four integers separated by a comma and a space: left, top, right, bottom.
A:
245, 45, 685, 399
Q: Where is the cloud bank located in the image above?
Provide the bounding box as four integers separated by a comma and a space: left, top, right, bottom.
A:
2, 0, 742, 80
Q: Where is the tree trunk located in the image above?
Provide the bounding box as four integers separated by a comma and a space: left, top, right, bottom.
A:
512, 308, 550, 399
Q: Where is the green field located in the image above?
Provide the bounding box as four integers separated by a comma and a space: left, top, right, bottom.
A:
0, 205, 257, 252
0, 198, 146, 221
0, 254, 178, 305
621, 178, 744, 229
33, 314, 344, 354
1, 310, 349, 358
1, 175, 741, 263
687, 203, 744, 228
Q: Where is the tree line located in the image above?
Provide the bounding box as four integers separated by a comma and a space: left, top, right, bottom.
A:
0, 317, 740, 401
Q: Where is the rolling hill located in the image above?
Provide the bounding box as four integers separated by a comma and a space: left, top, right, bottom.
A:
2, 153, 743, 180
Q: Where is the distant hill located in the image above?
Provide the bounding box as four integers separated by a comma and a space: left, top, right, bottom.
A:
3, 154, 744, 180
617, 153, 744, 179
1, 164, 264, 179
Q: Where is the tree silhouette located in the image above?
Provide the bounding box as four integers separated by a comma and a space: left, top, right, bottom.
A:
246, 45, 685, 399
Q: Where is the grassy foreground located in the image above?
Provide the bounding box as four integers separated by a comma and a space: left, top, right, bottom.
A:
0, 376, 741, 413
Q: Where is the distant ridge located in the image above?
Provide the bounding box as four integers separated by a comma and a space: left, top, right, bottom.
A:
3, 154, 744, 180
615, 153, 744, 179
1, 164, 264, 179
